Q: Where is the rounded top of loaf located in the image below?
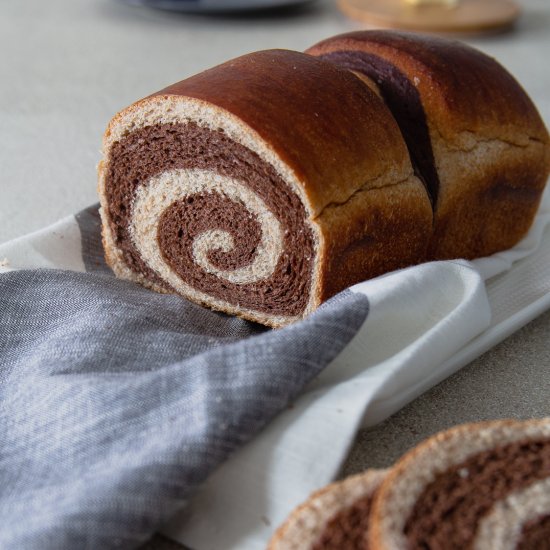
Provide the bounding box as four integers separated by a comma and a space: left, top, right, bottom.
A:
106, 49, 414, 216
307, 31, 550, 148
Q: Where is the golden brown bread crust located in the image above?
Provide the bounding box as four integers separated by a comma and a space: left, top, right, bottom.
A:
307, 31, 549, 146
429, 137, 548, 259
307, 31, 550, 261
317, 180, 432, 300
151, 49, 415, 215
100, 49, 432, 326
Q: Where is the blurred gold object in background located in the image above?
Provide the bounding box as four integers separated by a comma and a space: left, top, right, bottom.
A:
338, 0, 520, 34
403, 0, 458, 6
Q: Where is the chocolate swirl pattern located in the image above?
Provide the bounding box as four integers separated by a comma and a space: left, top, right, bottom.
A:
99, 50, 432, 326
475, 478, 550, 550
133, 169, 284, 284
369, 419, 550, 550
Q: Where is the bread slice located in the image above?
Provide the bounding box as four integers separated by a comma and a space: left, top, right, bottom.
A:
369, 418, 550, 550
268, 469, 386, 549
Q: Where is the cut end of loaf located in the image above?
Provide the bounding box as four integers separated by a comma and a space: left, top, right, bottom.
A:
99, 94, 322, 327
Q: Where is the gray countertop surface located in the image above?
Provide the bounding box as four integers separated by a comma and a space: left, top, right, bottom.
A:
2, 0, 549, 547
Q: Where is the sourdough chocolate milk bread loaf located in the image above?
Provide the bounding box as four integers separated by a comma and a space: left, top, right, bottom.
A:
307, 31, 550, 260
98, 49, 432, 327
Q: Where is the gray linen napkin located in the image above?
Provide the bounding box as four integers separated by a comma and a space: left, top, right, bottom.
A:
0, 206, 369, 549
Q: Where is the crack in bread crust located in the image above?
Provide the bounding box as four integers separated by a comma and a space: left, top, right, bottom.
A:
317, 49, 439, 206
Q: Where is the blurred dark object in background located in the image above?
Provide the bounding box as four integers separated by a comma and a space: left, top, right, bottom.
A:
339, 0, 520, 34
121, 0, 318, 13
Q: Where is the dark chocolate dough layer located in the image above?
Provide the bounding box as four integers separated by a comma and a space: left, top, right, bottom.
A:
105, 122, 314, 316
319, 51, 439, 206
312, 493, 373, 550
404, 439, 550, 548
517, 514, 550, 550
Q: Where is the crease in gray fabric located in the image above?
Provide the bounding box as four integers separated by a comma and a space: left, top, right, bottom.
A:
0, 266, 369, 549
75, 204, 111, 274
